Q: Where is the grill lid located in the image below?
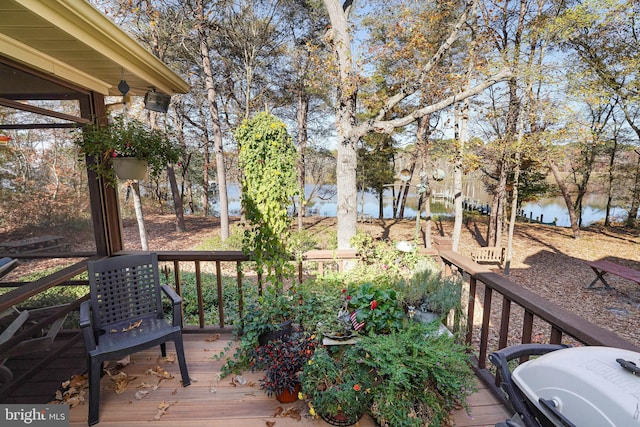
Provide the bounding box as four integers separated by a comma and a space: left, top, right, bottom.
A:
512, 346, 640, 427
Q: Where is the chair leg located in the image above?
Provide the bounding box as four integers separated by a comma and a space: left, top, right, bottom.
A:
160, 342, 167, 357
174, 337, 190, 387
88, 357, 102, 426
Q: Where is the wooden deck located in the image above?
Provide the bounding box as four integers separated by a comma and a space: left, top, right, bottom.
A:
4, 332, 511, 426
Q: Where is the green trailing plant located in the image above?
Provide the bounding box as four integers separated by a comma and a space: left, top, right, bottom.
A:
74, 115, 182, 185
300, 346, 373, 423
217, 286, 298, 376
353, 322, 476, 427
234, 112, 301, 288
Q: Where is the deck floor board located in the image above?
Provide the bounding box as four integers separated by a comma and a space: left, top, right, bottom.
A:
2, 332, 511, 426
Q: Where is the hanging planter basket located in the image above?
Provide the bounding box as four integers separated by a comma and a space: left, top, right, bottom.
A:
111, 157, 148, 180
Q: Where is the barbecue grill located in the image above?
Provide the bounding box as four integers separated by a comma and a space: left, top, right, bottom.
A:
490, 343, 640, 427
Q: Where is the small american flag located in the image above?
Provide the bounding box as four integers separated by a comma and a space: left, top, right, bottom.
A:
350, 311, 365, 331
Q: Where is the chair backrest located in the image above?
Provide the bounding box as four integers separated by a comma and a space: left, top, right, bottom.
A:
87, 253, 162, 329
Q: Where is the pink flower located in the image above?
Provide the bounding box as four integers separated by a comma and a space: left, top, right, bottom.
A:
353, 384, 361, 391
370, 300, 377, 310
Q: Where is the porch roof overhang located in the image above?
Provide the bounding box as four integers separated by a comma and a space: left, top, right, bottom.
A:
0, 0, 190, 98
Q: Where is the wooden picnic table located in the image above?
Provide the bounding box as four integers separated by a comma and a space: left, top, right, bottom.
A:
585, 259, 640, 289
0, 235, 65, 254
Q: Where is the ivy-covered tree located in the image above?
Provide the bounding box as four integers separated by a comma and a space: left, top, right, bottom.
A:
235, 112, 301, 288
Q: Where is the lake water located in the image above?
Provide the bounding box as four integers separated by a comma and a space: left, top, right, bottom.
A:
214, 184, 632, 228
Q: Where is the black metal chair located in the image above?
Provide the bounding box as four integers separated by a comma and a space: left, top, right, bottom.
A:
80, 253, 190, 425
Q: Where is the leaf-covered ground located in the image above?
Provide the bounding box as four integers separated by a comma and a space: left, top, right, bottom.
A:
5, 214, 640, 348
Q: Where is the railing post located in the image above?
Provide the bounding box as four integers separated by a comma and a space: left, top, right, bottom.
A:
216, 260, 224, 328
478, 287, 493, 369
237, 261, 243, 324
498, 297, 511, 350
298, 261, 303, 284
465, 276, 477, 346
550, 326, 563, 344
173, 260, 183, 327
195, 261, 204, 329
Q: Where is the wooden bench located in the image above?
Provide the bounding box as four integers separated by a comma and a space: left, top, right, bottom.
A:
586, 260, 640, 290
471, 246, 505, 265
0, 235, 65, 255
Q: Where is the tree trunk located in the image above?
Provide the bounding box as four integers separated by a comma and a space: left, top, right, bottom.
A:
397, 163, 414, 219
196, 0, 229, 240
549, 159, 581, 238
325, 0, 359, 250
296, 91, 309, 232
199, 107, 211, 217
452, 100, 467, 253
604, 136, 617, 226
131, 181, 148, 250
627, 153, 640, 228
167, 164, 186, 232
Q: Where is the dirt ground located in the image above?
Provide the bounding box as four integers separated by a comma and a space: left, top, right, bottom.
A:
5, 213, 640, 348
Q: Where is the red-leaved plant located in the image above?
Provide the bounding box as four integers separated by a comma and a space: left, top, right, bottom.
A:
253, 328, 318, 397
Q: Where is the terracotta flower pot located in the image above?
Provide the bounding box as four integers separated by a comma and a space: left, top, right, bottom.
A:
276, 383, 300, 403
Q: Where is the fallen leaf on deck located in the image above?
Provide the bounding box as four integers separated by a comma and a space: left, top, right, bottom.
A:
266, 421, 276, 427
146, 365, 173, 380
154, 400, 177, 420
164, 353, 176, 363
51, 374, 88, 407
121, 319, 143, 332
273, 407, 283, 417
282, 407, 301, 421
205, 334, 220, 342
110, 371, 136, 394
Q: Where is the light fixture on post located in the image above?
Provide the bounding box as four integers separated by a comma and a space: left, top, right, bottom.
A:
144, 90, 171, 113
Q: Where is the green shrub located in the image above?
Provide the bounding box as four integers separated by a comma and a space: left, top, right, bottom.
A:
354, 322, 476, 426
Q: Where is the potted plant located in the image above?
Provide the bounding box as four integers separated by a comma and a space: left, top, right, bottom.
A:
253, 328, 318, 403
300, 346, 373, 426
216, 286, 298, 377
351, 322, 476, 427
345, 283, 405, 335
73, 115, 181, 184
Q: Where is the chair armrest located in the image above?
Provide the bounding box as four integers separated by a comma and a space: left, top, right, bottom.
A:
79, 300, 97, 351
161, 285, 183, 327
